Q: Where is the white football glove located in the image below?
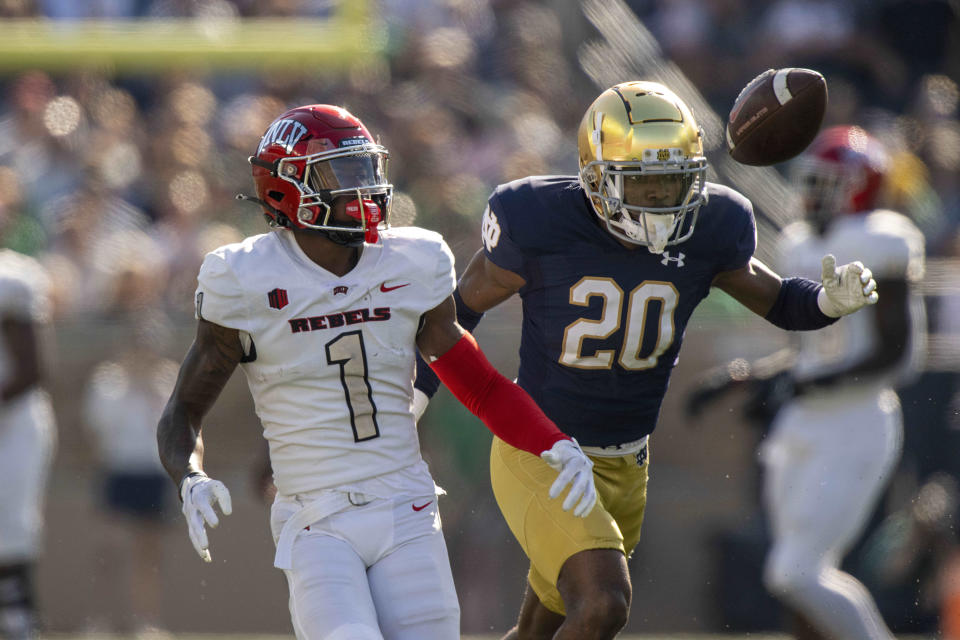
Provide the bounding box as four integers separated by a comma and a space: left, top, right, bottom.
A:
180, 472, 232, 563
817, 254, 879, 318
540, 438, 597, 518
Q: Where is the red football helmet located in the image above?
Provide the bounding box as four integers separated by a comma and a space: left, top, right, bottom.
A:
792, 125, 889, 227
240, 104, 392, 245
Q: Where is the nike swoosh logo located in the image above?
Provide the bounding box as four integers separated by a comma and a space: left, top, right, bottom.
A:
412, 501, 433, 512
380, 282, 410, 293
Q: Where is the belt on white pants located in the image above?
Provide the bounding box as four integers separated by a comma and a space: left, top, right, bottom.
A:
273, 491, 373, 570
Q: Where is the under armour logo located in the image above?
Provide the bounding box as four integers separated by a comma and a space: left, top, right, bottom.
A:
333, 285, 349, 295
661, 251, 685, 267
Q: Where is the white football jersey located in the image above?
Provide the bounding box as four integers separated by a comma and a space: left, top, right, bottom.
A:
0, 249, 52, 398
777, 210, 926, 386
196, 227, 455, 496
0, 249, 56, 561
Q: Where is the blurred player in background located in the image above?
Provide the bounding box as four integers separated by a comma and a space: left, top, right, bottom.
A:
689, 125, 925, 640
83, 315, 177, 636
0, 245, 56, 640
757, 126, 925, 640
415, 82, 881, 640
157, 105, 596, 640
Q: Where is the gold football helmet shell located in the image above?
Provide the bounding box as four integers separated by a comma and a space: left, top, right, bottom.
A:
577, 81, 708, 253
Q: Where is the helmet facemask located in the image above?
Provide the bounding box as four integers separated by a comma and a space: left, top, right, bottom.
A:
581, 147, 706, 254
276, 145, 391, 246
793, 159, 849, 229
576, 82, 709, 254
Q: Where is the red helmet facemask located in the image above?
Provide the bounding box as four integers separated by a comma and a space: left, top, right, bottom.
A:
239, 105, 392, 246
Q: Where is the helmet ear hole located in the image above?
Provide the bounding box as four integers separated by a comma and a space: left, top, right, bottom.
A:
268, 190, 285, 201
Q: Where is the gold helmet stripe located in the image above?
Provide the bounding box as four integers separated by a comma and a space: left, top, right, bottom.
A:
612, 86, 636, 124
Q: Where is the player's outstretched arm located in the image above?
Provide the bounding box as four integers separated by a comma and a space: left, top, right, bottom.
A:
712, 256, 878, 331
685, 349, 796, 427
416, 296, 596, 517
413, 249, 526, 417
157, 319, 241, 561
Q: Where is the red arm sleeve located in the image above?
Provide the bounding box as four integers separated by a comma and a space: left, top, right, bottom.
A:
428, 333, 569, 456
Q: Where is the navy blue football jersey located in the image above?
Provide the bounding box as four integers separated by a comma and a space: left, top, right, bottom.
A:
481, 175, 756, 446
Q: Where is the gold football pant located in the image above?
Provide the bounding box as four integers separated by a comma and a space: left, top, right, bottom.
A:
490, 436, 649, 615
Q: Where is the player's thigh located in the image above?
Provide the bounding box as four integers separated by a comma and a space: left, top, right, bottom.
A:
0, 408, 55, 562
490, 438, 642, 615
762, 398, 901, 552
367, 503, 459, 640
594, 446, 650, 558
285, 533, 382, 640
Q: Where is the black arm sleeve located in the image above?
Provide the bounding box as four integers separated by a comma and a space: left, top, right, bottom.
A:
764, 277, 839, 331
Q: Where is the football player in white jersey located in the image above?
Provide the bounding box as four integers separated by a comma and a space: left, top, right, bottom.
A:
157, 105, 597, 640
758, 126, 926, 640
0, 248, 56, 640
699, 126, 925, 640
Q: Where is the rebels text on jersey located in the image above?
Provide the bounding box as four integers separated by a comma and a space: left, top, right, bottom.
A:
482, 176, 756, 447
195, 227, 455, 496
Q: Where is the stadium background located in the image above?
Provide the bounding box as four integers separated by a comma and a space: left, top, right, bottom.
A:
1, 0, 958, 635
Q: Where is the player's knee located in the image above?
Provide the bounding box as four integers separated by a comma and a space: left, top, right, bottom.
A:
566, 587, 630, 637
381, 601, 460, 639
763, 548, 821, 600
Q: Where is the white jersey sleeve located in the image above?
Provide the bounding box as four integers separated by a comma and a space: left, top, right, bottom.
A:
428, 234, 456, 309
384, 227, 457, 311
195, 248, 254, 332
0, 251, 50, 324
858, 210, 925, 282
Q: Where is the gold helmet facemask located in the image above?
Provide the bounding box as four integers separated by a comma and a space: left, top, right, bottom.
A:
577, 81, 708, 254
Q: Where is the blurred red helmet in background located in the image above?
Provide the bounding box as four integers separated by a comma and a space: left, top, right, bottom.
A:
792, 125, 889, 226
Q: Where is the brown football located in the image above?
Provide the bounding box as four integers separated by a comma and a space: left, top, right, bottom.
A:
726, 68, 828, 166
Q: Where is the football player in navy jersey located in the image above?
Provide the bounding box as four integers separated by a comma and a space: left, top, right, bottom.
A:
414, 81, 880, 639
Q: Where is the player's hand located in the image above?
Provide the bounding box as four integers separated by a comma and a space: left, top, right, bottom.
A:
180, 472, 232, 562
817, 254, 878, 317
412, 388, 430, 423
541, 438, 597, 518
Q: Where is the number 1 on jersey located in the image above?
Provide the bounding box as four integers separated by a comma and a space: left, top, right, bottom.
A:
325, 330, 380, 441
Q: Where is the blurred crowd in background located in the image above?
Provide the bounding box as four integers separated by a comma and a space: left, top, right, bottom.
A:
0, 0, 958, 636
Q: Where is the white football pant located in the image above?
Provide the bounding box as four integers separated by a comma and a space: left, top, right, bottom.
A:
0, 393, 56, 564
760, 389, 901, 640
272, 495, 460, 640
